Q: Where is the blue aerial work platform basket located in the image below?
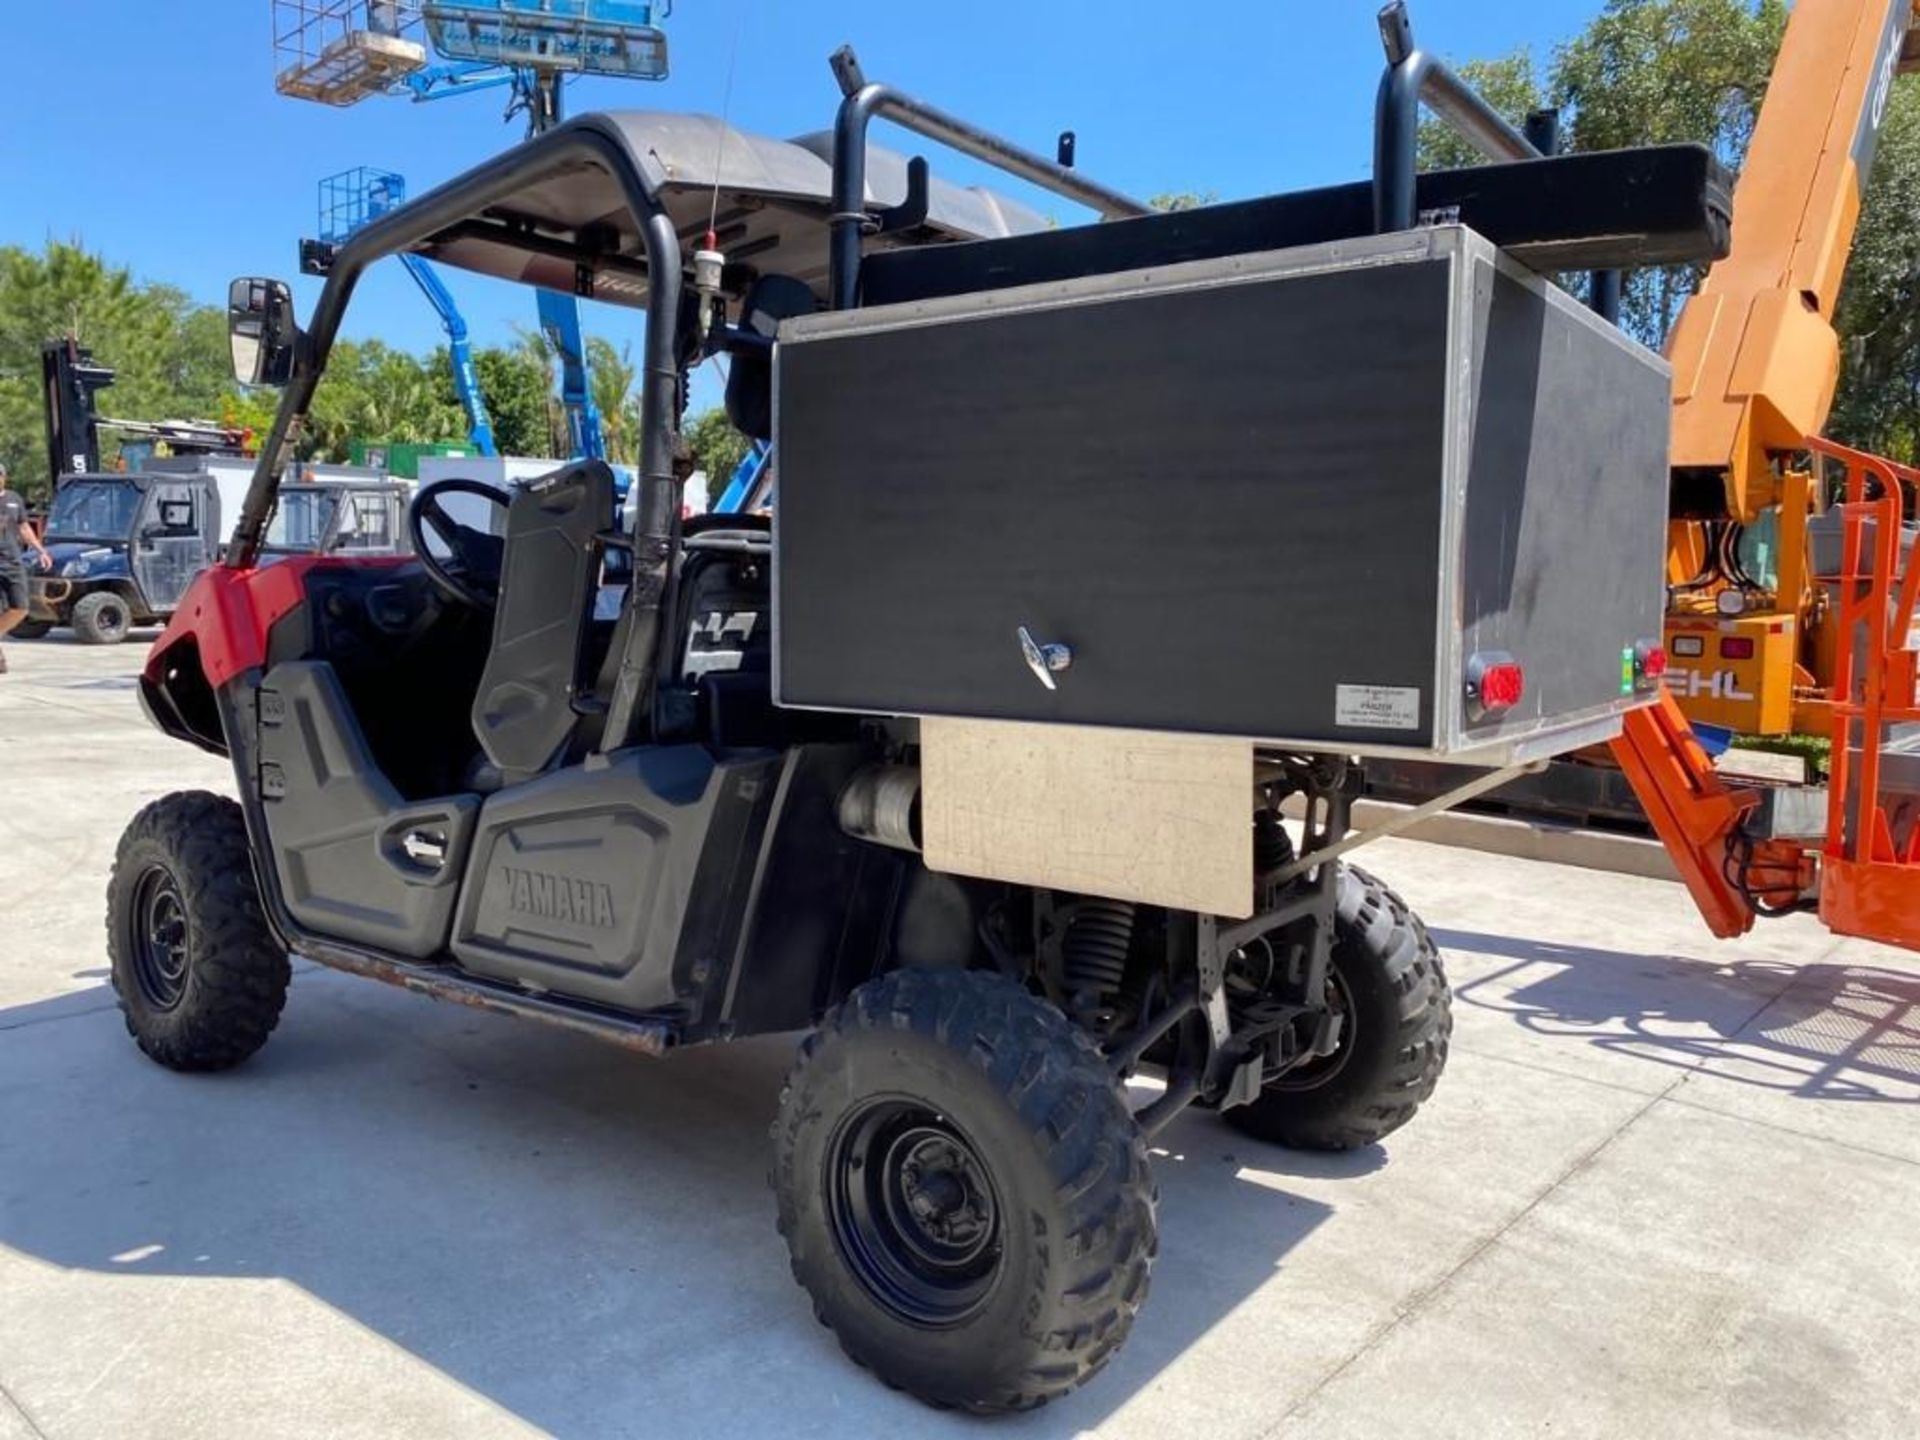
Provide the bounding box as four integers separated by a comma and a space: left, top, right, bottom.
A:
420, 0, 668, 79
316, 167, 409, 245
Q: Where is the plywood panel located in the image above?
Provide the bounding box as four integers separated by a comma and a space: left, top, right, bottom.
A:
920, 718, 1253, 918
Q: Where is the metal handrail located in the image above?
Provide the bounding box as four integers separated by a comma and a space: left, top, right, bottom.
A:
1812, 438, 1920, 870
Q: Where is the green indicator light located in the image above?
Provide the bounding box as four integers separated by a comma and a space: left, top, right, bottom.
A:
1620, 647, 1635, 696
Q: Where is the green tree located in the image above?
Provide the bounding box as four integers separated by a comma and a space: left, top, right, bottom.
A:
304, 339, 463, 461
683, 406, 751, 508
1147, 191, 1216, 213
0, 241, 235, 498
1828, 79, 1920, 456
1414, 0, 1920, 446
0, 238, 665, 485
587, 335, 640, 465
410, 343, 551, 459
469, 345, 556, 458
214, 386, 282, 448
1414, 0, 1786, 344
1555, 0, 1786, 340
1415, 53, 1545, 172
1554, 0, 1785, 161
512, 326, 568, 456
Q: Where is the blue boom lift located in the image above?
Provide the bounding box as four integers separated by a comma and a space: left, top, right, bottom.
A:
276, 1, 669, 464
305, 168, 499, 456
712, 440, 771, 514
535, 288, 607, 461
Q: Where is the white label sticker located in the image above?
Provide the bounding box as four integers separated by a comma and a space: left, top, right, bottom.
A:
1335, 684, 1421, 731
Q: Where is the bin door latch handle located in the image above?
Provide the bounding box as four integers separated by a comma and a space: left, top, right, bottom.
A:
1017, 626, 1073, 690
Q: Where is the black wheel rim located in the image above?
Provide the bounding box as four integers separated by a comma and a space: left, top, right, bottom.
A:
1271, 969, 1354, 1091
825, 1097, 1004, 1327
128, 866, 190, 1012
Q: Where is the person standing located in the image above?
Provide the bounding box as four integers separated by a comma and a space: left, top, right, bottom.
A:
0, 461, 55, 674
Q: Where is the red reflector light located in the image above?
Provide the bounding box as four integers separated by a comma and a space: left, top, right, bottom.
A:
1719, 637, 1755, 660
1633, 639, 1668, 683
1476, 662, 1525, 712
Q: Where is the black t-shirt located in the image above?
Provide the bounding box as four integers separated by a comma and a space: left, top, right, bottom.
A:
0, 489, 26, 564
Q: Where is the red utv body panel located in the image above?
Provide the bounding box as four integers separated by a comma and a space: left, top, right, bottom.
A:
144, 558, 411, 689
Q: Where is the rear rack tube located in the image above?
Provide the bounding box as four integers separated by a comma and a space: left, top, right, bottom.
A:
826, 44, 1152, 309
1372, 1, 1541, 234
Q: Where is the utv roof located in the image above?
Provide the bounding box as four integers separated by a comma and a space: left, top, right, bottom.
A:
401, 110, 1050, 305
58, 472, 149, 487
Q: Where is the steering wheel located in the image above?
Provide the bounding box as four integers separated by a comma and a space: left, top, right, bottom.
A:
407, 478, 509, 609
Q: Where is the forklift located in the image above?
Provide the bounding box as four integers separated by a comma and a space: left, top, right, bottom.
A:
25, 338, 408, 643
25, 337, 257, 642
107, 9, 1723, 1412
41, 335, 253, 481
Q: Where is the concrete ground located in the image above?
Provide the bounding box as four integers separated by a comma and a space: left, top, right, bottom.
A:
2, 636, 1917, 1440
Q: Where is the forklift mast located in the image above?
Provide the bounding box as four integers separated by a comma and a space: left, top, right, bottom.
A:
41, 336, 115, 482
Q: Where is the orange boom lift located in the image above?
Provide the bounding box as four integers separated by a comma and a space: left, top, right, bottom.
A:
1616, 0, 1920, 949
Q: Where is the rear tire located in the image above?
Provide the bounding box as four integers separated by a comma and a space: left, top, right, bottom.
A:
771, 968, 1156, 1413
71, 591, 132, 645
1222, 865, 1450, 1151
9, 619, 51, 640
106, 791, 289, 1071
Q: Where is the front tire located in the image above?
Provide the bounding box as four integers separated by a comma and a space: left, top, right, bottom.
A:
1222, 865, 1451, 1151
106, 791, 289, 1071
772, 968, 1156, 1413
71, 590, 132, 644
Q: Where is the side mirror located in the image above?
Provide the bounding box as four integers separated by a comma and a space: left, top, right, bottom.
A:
228, 277, 298, 387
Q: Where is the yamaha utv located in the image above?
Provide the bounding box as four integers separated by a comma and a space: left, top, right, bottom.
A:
110, 13, 1727, 1413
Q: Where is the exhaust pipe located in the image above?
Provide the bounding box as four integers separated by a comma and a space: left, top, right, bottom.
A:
838, 765, 922, 852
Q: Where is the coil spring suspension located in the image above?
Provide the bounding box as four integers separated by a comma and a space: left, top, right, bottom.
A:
1254, 807, 1295, 875
1061, 899, 1136, 999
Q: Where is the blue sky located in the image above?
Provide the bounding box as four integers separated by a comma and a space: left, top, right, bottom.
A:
5, 1, 1599, 369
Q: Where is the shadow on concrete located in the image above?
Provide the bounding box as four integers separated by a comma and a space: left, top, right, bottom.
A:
0, 974, 1352, 1436
10, 630, 160, 648
1437, 927, 1920, 1101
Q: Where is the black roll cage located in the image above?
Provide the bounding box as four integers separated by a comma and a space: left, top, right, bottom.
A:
227, 117, 684, 751
229, 117, 681, 573
222, 73, 1161, 751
